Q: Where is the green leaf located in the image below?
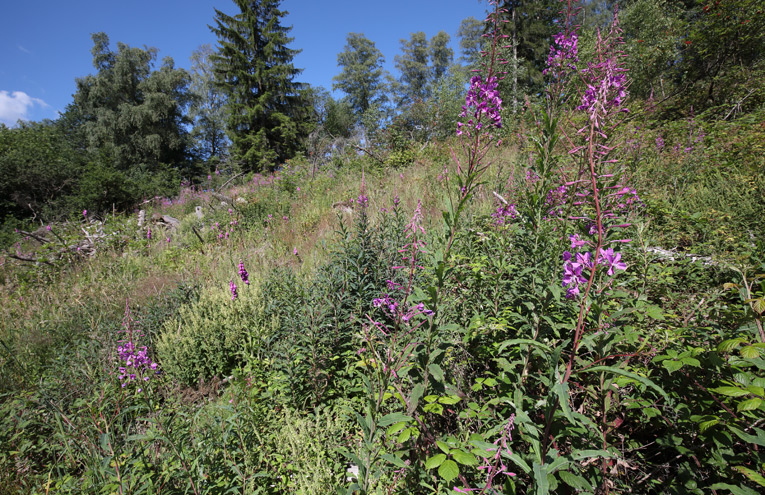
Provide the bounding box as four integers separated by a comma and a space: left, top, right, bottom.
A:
450, 449, 478, 466
439, 395, 462, 405
428, 363, 444, 383
733, 466, 765, 487
437, 440, 451, 454
745, 385, 765, 396
728, 426, 765, 447
407, 383, 425, 414
578, 366, 668, 399
749, 297, 765, 315
378, 412, 413, 427
699, 418, 720, 433
719, 338, 747, 353
386, 421, 408, 436
737, 398, 763, 412
662, 360, 683, 373
741, 346, 762, 359
381, 453, 407, 469
558, 470, 593, 491
553, 382, 574, 422
708, 483, 760, 495
423, 403, 444, 415
680, 357, 701, 367
711, 386, 750, 397
425, 453, 446, 470
498, 338, 553, 354
532, 462, 550, 495
645, 305, 665, 320
438, 459, 459, 482
398, 427, 412, 443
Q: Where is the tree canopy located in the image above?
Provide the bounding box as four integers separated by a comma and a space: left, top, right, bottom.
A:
66, 33, 192, 174
332, 33, 387, 118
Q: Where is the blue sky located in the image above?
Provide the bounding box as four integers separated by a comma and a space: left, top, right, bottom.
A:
0, 0, 488, 126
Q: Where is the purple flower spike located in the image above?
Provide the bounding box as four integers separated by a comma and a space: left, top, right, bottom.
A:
238, 260, 249, 285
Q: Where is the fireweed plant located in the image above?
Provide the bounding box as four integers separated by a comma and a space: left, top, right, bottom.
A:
443, 1, 663, 493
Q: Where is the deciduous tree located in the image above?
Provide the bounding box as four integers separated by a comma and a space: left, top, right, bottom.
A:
332, 33, 387, 118
188, 44, 228, 164
67, 33, 192, 174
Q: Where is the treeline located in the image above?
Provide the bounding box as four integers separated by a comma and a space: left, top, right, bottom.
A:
1, 0, 762, 239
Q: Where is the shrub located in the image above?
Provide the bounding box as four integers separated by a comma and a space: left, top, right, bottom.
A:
156, 283, 271, 385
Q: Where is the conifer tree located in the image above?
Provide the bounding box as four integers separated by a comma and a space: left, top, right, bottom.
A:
429, 31, 454, 83
210, 0, 305, 172
500, 0, 559, 94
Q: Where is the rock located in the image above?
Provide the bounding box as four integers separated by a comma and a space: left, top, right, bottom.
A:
195, 206, 204, 219
137, 210, 146, 227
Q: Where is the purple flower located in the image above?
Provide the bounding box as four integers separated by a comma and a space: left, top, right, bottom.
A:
147, 228, 151, 240
229, 280, 238, 301
238, 261, 249, 285
117, 303, 160, 388
544, 31, 579, 76
83, 209, 88, 217
598, 247, 627, 275
457, 76, 503, 136
562, 259, 588, 288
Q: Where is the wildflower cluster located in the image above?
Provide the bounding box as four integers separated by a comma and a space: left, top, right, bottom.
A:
373, 284, 433, 322
544, 184, 569, 219
238, 260, 249, 285
229, 280, 238, 301
116, 302, 159, 391
544, 31, 579, 76
491, 201, 518, 225
562, 235, 627, 299
364, 201, 430, 380
575, 14, 628, 125
457, 76, 503, 137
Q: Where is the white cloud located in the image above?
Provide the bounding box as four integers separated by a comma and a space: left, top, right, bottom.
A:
0, 90, 49, 126
18, 45, 32, 54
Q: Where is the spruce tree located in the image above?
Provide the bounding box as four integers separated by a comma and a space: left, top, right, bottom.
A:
500, 0, 559, 94
210, 0, 305, 172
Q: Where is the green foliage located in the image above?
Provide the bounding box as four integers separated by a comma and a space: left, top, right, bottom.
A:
211, 0, 306, 172
67, 32, 192, 173
333, 33, 388, 118
394, 32, 431, 106
156, 283, 268, 386
188, 44, 229, 163
0, 121, 81, 220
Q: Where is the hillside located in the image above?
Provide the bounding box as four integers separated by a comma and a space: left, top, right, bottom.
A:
1, 1, 765, 494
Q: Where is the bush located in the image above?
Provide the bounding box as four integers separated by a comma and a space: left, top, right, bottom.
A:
156, 283, 271, 385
